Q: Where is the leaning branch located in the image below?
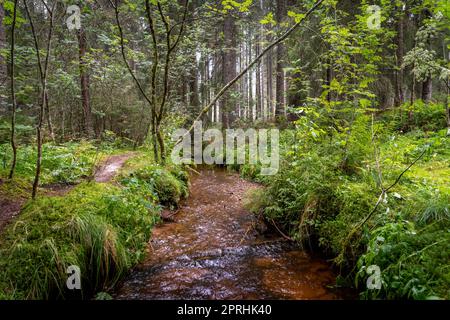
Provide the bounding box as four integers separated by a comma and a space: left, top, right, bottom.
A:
109, 0, 153, 108
335, 145, 429, 264
183, 0, 325, 137
360, 146, 428, 229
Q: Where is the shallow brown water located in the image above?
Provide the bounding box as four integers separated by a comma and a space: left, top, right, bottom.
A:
114, 168, 348, 300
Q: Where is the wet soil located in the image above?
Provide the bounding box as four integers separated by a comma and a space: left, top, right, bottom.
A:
94, 153, 135, 183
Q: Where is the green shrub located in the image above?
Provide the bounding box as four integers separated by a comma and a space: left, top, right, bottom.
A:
357, 219, 450, 300
126, 165, 188, 208
386, 101, 448, 132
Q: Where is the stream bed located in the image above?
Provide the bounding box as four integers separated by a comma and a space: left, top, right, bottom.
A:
114, 168, 350, 300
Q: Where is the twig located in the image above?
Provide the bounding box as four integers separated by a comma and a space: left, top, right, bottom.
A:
179, 0, 325, 143
271, 219, 294, 242
186, 166, 201, 175
336, 145, 429, 263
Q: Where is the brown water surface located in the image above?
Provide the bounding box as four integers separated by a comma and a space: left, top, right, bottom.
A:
114, 168, 348, 300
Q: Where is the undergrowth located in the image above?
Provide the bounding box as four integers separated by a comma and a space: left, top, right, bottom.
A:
0, 151, 189, 300
243, 104, 450, 300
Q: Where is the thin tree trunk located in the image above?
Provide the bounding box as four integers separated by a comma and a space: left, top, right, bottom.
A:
248, 28, 254, 120
326, 57, 332, 103
24, 0, 56, 199
275, 0, 287, 121
0, 3, 7, 88
44, 91, 54, 141
267, 50, 273, 119
77, 27, 93, 137
256, 32, 262, 120
446, 51, 450, 135
8, 0, 18, 180
394, 6, 405, 107
421, 8, 433, 103
221, 13, 237, 128
189, 55, 200, 114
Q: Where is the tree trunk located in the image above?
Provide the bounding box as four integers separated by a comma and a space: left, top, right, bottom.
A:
421, 79, 432, 103
221, 14, 237, 128
188, 56, 200, 115
275, 0, 287, 121
0, 3, 6, 88
266, 50, 273, 119
8, 0, 18, 180
77, 27, 93, 137
248, 28, 254, 120
181, 72, 188, 110
394, 6, 405, 107
256, 31, 262, 120
44, 91, 55, 141
326, 57, 332, 102
421, 8, 432, 103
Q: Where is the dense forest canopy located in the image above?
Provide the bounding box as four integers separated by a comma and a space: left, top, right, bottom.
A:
0, 0, 449, 301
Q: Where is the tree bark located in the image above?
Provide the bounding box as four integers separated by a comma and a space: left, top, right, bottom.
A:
0, 3, 7, 88
421, 8, 432, 103
221, 13, 237, 128
326, 57, 332, 102
422, 78, 432, 103
255, 30, 262, 120
8, 0, 18, 180
189, 56, 200, 114
266, 49, 273, 119
394, 6, 405, 107
77, 27, 93, 137
275, 0, 287, 121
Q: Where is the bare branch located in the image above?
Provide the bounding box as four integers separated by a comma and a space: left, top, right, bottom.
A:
109, 0, 153, 108
182, 0, 325, 139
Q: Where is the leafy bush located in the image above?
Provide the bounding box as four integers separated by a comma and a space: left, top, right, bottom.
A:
357, 219, 450, 300
125, 165, 188, 208
386, 101, 448, 132
117, 151, 189, 207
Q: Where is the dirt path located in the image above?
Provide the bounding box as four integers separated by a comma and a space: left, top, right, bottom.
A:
0, 196, 24, 233
0, 152, 135, 233
94, 152, 135, 183
114, 168, 351, 300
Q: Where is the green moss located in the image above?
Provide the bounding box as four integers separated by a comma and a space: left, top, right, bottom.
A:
0, 181, 160, 299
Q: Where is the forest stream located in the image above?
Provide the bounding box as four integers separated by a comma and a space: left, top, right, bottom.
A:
114, 168, 350, 300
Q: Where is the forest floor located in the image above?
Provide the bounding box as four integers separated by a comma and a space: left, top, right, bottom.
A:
0, 191, 23, 233
0, 152, 136, 233
94, 152, 136, 183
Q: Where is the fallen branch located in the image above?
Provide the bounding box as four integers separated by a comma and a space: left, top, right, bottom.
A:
336, 145, 429, 264
271, 218, 295, 242
180, 0, 325, 141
